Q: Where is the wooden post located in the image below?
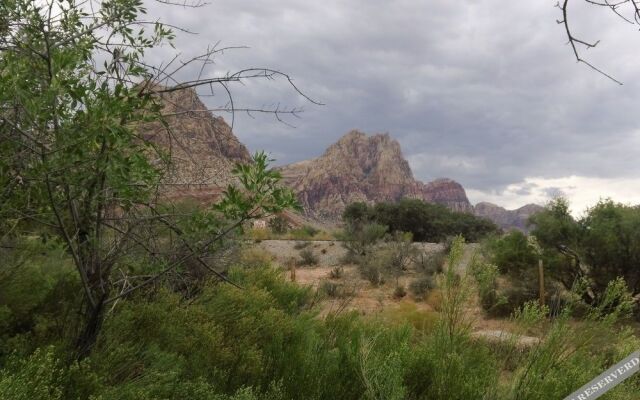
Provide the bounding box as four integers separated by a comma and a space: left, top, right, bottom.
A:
289, 257, 296, 282
538, 259, 545, 307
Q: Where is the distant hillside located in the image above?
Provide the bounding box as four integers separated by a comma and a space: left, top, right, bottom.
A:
474, 202, 544, 232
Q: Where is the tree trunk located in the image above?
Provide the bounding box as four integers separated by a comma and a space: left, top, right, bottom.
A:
75, 293, 107, 360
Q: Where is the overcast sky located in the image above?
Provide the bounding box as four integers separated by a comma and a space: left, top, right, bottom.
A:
148, 0, 640, 215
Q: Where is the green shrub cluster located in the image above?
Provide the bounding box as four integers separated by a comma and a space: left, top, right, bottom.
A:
342, 199, 499, 242
1, 238, 639, 400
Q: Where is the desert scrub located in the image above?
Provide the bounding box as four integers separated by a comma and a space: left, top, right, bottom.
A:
409, 276, 435, 300
237, 247, 274, 269
293, 241, 311, 250
329, 266, 344, 279
393, 285, 407, 299
298, 249, 319, 266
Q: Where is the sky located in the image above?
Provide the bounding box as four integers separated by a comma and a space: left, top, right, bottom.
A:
147, 0, 640, 215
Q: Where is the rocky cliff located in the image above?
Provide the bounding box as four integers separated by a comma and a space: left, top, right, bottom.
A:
139, 87, 251, 200
278, 130, 473, 220
474, 202, 544, 232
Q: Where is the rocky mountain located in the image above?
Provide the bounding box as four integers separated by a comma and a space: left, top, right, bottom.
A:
474, 202, 544, 232
278, 130, 473, 220
139, 87, 251, 201
141, 89, 542, 230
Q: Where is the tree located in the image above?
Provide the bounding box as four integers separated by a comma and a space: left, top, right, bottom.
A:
558, 0, 640, 84
529, 198, 640, 300
0, 0, 307, 359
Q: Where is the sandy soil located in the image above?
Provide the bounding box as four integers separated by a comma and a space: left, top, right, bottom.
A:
248, 239, 539, 346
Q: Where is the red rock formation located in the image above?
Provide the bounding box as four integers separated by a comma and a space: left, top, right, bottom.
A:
278, 130, 473, 220
139, 87, 251, 200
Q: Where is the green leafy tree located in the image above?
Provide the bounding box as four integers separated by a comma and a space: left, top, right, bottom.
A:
0, 0, 303, 358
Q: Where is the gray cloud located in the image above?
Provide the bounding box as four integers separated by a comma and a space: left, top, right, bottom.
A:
146, 0, 640, 203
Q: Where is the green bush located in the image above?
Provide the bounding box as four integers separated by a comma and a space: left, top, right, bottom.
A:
409, 276, 434, 300
343, 199, 499, 242
297, 249, 319, 266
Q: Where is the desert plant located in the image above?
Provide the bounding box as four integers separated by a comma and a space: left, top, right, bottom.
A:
469, 260, 507, 315
293, 241, 311, 250
298, 249, 319, 266
409, 276, 435, 300
338, 223, 388, 257
415, 249, 446, 275
393, 285, 407, 299
268, 215, 289, 234
330, 266, 344, 279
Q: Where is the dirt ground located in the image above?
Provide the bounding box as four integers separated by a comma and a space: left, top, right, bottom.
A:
251, 239, 528, 341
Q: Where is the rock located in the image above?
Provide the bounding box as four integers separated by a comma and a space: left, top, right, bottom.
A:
138, 86, 251, 201
278, 130, 473, 220
474, 202, 544, 232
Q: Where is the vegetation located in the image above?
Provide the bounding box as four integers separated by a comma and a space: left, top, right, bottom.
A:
268, 215, 289, 234
343, 199, 499, 242
529, 198, 640, 298
297, 248, 319, 266
1, 1, 639, 399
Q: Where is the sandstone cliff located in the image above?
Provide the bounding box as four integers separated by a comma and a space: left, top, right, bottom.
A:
278, 130, 473, 220
139, 87, 251, 200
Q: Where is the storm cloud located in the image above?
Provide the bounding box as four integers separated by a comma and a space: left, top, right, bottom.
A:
147, 0, 640, 212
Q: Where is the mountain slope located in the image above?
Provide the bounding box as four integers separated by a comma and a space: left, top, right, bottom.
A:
278, 130, 473, 220
474, 202, 544, 232
139, 87, 251, 200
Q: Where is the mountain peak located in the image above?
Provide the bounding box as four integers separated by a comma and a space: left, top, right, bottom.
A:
279, 130, 472, 220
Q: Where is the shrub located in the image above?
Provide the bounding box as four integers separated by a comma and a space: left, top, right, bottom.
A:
358, 251, 386, 286
329, 266, 344, 279
343, 199, 499, 243
409, 276, 435, 300
268, 215, 289, 234
415, 249, 445, 275
426, 289, 444, 311
320, 281, 341, 298
298, 249, 319, 266
469, 261, 507, 316
247, 228, 270, 241
293, 241, 310, 250
0, 348, 64, 400
289, 225, 320, 240
393, 285, 407, 299
319, 281, 355, 299
338, 222, 387, 257
238, 247, 274, 269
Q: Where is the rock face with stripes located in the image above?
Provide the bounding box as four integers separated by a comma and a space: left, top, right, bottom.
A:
277, 130, 474, 221
139, 86, 251, 202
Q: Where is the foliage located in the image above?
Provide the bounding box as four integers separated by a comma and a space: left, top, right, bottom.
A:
469, 260, 508, 316
338, 222, 387, 257
409, 276, 435, 300
293, 241, 310, 250
414, 248, 446, 276
486, 231, 538, 275
0, 0, 301, 358
529, 198, 640, 298
393, 285, 407, 299
268, 215, 289, 234
343, 199, 499, 242
1, 239, 639, 399
297, 248, 319, 266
